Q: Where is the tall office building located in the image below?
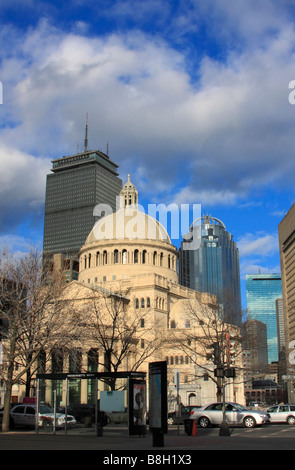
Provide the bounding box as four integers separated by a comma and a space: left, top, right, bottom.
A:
278, 203, 295, 350
246, 274, 282, 364
179, 215, 242, 326
43, 149, 122, 264
241, 319, 268, 373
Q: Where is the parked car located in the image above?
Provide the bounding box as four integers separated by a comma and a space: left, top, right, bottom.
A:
0, 404, 76, 429
185, 402, 270, 432
58, 404, 108, 426
167, 406, 200, 425
267, 404, 295, 425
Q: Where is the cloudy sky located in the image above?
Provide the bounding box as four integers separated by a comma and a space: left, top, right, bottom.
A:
0, 0, 294, 307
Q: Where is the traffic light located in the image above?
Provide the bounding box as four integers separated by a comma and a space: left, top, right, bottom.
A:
224, 367, 236, 378
213, 342, 220, 365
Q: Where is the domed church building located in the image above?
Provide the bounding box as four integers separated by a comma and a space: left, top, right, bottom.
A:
56, 176, 244, 409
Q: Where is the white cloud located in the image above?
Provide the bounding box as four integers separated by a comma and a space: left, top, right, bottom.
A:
0, 8, 294, 237
237, 232, 278, 258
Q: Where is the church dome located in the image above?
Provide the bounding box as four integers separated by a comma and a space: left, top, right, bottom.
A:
85, 206, 171, 245
78, 175, 178, 284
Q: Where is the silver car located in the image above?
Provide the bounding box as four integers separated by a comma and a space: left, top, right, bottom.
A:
0, 404, 76, 429
188, 402, 270, 429
267, 404, 295, 425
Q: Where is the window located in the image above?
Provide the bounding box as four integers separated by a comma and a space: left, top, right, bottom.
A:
171, 320, 176, 328
147, 297, 150, 308
153, 251, 157, 265
185, 321, 190, 328
134, 249, 139, 263
114, 249, 119, 264
96, 251, 100, 266
140, 319, 145, 328
135, 299, 139, 309
26, 406, 35, 415
13, 406, 25, 414
122, 249, 127, 264
103, 250, 107, 265
141, 339, 145, 348
141, 298, 145, 308
142, 250, 147, 264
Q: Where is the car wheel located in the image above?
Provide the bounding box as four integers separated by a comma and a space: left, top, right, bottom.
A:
243, 416, 256, 428
287, 415, 295, 425
42, 419, 53, 430
198, 416, 210, 428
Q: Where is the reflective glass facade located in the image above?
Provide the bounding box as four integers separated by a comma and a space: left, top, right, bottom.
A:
179, 216, 241, 326
246, 274, 282, 364
43, 150, 122, 258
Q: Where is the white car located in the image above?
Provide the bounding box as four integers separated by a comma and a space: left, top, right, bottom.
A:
0, 404, 76, 429
187, 402, 270, 430
267, 404, 295, 425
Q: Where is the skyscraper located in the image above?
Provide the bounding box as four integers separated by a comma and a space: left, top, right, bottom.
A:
245, 274, 282, 364
278, 203, 295, 350
43, 149, 122, 262
179, 215, 242, 326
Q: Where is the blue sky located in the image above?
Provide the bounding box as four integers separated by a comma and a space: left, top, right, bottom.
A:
0, 0, 295, 309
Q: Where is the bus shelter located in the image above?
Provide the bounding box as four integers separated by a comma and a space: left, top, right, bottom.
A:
35, 371, 146, 436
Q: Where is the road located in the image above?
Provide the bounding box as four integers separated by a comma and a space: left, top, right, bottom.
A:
0, 423, 295, 452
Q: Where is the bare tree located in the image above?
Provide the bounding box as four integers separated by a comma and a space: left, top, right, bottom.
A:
80, 286, 164, 390
167, 294, 242, 402
0, 249, 78, 432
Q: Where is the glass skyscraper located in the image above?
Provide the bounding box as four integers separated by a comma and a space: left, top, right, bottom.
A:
43, 149, 122, 260
179, 215, 242, 326
245, 274, 282, 364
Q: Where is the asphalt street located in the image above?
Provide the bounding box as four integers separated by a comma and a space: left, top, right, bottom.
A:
1, 424, 295, 453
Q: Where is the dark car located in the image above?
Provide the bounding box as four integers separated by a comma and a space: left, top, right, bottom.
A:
167, 406, 200, 425
58, 404, 108, 426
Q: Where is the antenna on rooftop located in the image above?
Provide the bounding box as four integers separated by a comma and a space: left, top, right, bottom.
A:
84, 113, 88, 152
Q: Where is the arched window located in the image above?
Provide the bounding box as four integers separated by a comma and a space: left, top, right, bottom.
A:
134, 249, 139, 264
170, 320, 176, 328
153, 251, 157, 265
84, 256, 87, 270
168, 255, 171, 269
141, 298, 145, 308
142, 250, 147, 264
88, 254, 91, 268
96, 251, 100, 266
103, 250, 107, 265
185, 320, 190, 328
160, 252, 163, 266
122, 249, 127, 264
114, 249, 119, 264
147, 297, 150, 308
135, 298, 139, 309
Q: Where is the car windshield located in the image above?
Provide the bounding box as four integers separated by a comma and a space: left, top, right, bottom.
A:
39, 405, 53, 414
